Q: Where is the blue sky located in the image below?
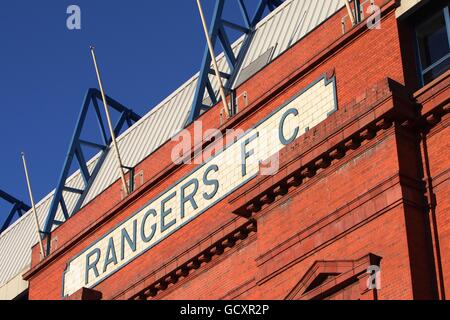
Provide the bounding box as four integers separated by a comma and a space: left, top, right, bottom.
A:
0, 1, 259, 227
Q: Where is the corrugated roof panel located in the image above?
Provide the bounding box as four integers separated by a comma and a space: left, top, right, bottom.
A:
0, 0, 344, 292
235, 0, 344, 85
235, 46, 275, 87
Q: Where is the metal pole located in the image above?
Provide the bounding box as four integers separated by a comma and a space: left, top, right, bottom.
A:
90, 46, 129, 196
21, 153, 45, 258
353, 0, 361, 23
342, 0, 356, 26
196, 0, 231, 118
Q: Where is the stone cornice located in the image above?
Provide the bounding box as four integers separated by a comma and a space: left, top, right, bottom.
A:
229, 78, 415, 218
122, 219, 257, 300
414, 70, 450, 129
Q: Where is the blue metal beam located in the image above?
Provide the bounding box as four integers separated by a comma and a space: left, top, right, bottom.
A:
0, 189, 31, 234
43, 88, 141, 235
187, 0, 284, 124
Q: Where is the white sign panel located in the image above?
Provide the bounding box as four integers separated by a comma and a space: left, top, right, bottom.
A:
62, 75, 337, 297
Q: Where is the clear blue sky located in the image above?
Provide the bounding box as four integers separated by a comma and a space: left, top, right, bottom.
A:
0, 1, 256, 227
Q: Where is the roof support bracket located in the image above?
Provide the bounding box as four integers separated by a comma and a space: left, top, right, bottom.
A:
187, 0, 285, 124
0, 189, 31, 234
43, 89, 141, 236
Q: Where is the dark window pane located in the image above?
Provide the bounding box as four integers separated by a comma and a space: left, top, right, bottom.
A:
417, 10, 450, 69
423, 55, 450, 83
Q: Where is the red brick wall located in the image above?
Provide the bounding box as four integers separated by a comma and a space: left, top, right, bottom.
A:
416, 72, 450, 299
426, 120, 450, 299
25, 0, 449, 300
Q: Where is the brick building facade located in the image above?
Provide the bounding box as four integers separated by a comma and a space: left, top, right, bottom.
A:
23, 0, 449, 300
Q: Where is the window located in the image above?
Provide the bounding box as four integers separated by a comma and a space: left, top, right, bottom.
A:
416, 6, 450, 86
285, 254, 382, 300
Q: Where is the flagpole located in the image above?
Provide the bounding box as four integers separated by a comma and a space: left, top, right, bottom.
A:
21, 152, 45, 258
342, 0, 356, 26
196, 0, 231, 118
90, 46, 129, 196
